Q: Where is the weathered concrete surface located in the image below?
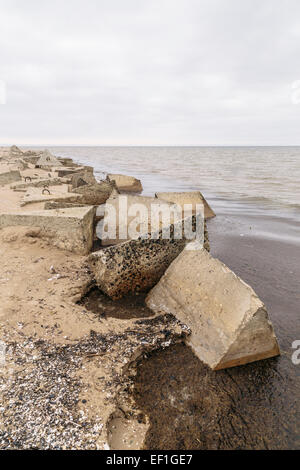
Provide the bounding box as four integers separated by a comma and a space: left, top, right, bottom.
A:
156, 191, 216, 220
0, 170, 21, 187
71, 171, 97, 189
11, 177, 67, 190
0, 206, 95, 254
146, 246, 280, 370
89, 216, 201, 300
35, 150, 62, 169
57, 166, 93, 177
99, 193, 183, 246
73, 181, 117, 205
44, 201, 90, 210
20, 190, 82, 207
9, 145, 23, 157
107, 174, 143, 193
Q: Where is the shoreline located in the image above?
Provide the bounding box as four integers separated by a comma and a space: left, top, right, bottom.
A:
0, 146, 299, 450
132, 219, 300, 450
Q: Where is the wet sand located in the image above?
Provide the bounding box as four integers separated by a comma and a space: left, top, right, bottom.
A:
133, 213, 300, 450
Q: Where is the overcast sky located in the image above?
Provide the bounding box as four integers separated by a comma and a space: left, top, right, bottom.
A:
0, 0, 300, 146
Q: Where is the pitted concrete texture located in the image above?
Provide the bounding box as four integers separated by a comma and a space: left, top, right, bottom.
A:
156, 191, 216, 220
0, 170, 22, 187
107, 174, 143, 193
0, 206, 95, 254
146, 246, 280, 370
89, 215, 202, 300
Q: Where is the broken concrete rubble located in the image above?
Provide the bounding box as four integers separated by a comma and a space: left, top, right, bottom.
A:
146, 245, 280, 370
107, 174, 143, 193
89, 215, 202, 300
0, 206, 95, 254
155, 191, 216, 219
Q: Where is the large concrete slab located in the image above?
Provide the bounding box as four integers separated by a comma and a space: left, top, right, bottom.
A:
155, 191, 216, 219
146, 246, 280, 370
0, 206, 95, 254
98, 193, 183, 246
0, 170, 21, 187
20, 190, 82, 206
11, 177, 67, 190
89, 215, 202, 300
107, 174, 143, 193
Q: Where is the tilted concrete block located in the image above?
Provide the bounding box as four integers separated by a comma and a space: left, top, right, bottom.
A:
98, 193, 183, 247
155, 191, 216, 219
73, 181, 117, 205
0, 206, 95, 254
89, 215, 203, 300
146, 246, 280, 370
107, 174, 143, 193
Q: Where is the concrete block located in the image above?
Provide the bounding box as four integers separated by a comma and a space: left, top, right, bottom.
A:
89, 215, 202, 300
0, 206, 95, 254
98, 193, 184, 247
156, 191, 216, 219
107, 174, 143, 193
0, 170, 21, 187
146, 246, 280, 370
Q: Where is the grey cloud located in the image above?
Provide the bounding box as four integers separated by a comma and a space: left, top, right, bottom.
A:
0, 0, 300, 145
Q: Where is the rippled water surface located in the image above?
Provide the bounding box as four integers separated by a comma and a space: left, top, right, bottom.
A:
42, 146, 300, 218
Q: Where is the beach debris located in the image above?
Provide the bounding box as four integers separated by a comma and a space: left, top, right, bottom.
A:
146, 245, 280, 370
0, 314, 189, 449
0, 206, 95, 254
89, 215, 202, 300
155, 191, 216, 219
107, 174, 143, 193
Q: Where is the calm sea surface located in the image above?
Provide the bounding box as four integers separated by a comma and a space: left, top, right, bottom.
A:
30, 145, 300, 242
43, 146, 300, 209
